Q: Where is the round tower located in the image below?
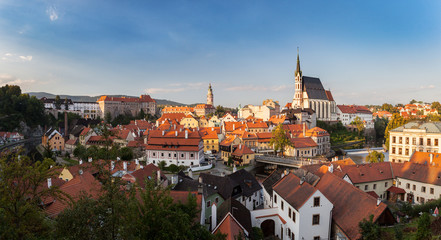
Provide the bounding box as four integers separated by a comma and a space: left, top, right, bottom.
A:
207, 83, 214, 105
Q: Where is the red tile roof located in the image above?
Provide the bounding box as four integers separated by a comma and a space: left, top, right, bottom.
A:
232, 145, 254, 156
325, 90, 334, 101
273, 173, 317, 211
146, 129, 201, 152
315, 172, 391, 240
337, 105, 372, 114
79, 127, 91, 136
387, 186, 406, 194
213, 213, 246, 240
97, 95, 155, 103
410, 151, 441, 167
157, 113, 187, 124
45, 172, 101, 217
289, 137, 317, 148
224, 122, 246, 132
121, 164, 165, 188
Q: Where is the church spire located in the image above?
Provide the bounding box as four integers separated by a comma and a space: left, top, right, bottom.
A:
295, 47, 302, 77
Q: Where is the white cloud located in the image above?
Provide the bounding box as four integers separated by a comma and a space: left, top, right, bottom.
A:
2, 53, 33, 62
226, 84, 289, 92
145, 82, 206, 94
0, 74, 36, 86
46, 6, 58, 21
420, 85, 435, 89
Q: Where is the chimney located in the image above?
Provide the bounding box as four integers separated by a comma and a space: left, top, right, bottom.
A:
157, 170, 161, 183
88, 157, 92, 163
47, 178, 52, 188
111, 161, 115, 171
221, 171, 225, 177
303, 123, 306, 136
211, 203, 217, 231
162, 130, 165, 136
185, 130, 188, 139
123, 161, 127, 171
188, 169, 194, 179
171, 176, 177, 185
212, 127, 214, 131
233, 165, 237, 173
64, 111, 68, 137
377, 198, 381, 206
284, 170, 288, 176
430, 153, 434, 165
175, 131, 178, 136
79, 160, 83, 165
328, 164, 334, 173
300, 177, 305, 185
233, 124, 235, 130
199, 176, 203, 184
198, 184, 203, 195
239, 144, 242, 150
79, 169, 83, 175
135, 159, 139, 165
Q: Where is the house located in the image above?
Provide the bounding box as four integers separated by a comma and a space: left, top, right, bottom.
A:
194, 104, 215, 117
284, 137, 318, 158
79, 127, 96, 146
231, 144, 255, 166
156, 113, 187, 127
44, 172, 101, 217
252, 172, 333, 240
180, 114, 199, 129
121, 163, 167, 188
199, 169, 263, 211
97, 95, 156, 119
220, 135, 242, 163
42, 128, 65, 151
256, 132, 273, 152
389, 121, 441, 163
337, 105, 374, 129
162, 106, 194, 115
145, 129, 204, 167
199, 127, 220, 154
208, 115, 221, 127
213, 198, 252, 239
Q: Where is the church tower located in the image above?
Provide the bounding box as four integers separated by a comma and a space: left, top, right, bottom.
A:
292, 50, 303, 108
207, 83, 214, 105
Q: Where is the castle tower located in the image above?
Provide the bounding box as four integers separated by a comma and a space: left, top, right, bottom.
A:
207, 83, 214, 105
292, 49, 303, 109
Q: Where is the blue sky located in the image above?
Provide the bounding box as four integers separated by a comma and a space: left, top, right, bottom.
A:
1, 0, 441, 107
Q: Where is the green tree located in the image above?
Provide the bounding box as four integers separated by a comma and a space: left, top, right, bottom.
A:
365, 150, 385, 163
0, 152, 62, 240
431, 101, 441, 112
54, 95, 62, 110
137, 109, 146, 119
215, 105, 226, 117
64, 97, 69, 110
359, 215, 381, 240
351, 116, 365, 135
270, 124, 292, 156
384, 113, 407, 150
119, 147, 133, 161
73, 144, 87, 160
158, 160, 166, 171
410, 99, 418, 104
415, 212, 431, 240
381, 103, 394, 112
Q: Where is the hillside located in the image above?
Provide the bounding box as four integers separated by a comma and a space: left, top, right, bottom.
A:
26, 92, 186, 106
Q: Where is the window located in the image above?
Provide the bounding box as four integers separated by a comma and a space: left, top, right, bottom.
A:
392, 147, 396, 154
373, 184, 377, 190
292, 211, 296, 222
406, 183, 410, 189
406, 137, 409, 144
206, 201, 211, 208
399, 148, 402, 155
181, 154, 184, 158
413, 138, 417, 145
288, 208, 291, 218
314, 237, 320, 240
385, 182, 388, 188
365, 185, 368, 190
161, 153, 164, 157
422, 186, 426, 193
190, 153, 194, 158
281, 200, 284, 210
399, 137, 402, 144
274, 194, 277, 203
431, 188, 434, 194
312, 214, 320, 225
413, 185, 416, 191
436, 139, 439, 146
428, 139, 432, 146
392, 136, 396, 143
314, 197, 320, 207
405, 148, 409, 156
168, 153, 171, 157
420, 138, 424, 145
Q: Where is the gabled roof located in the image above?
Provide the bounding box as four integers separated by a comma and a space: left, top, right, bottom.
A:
213, 213, 246, 240
232, 145, 254, 156
302, 76, 328, 100
289, 137, 317, 148
216, 198, 252, 235
390, 121, 441, 133
224, 122, 246, 132
315, 172, 391, 240
337, 105, 372, 115
121, 164, 165, 188
325, 90, 334, 101
262, 169, 283, 196
228, 169, 261, 198
273, 173, 317, 211
45, 172, 101, 217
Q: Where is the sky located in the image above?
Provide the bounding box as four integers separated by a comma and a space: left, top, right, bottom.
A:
1, 0, 441, 107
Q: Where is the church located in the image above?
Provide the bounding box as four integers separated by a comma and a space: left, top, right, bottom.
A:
291, 53, 337, 122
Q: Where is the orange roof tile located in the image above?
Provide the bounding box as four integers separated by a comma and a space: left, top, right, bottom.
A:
213, 213, 246, 240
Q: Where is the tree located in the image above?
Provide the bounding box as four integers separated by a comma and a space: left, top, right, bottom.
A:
270, 124, 292, 156
381, 103, 394, 112
410, 99, 418, 104
365, 150, 385, 163
374, 117, 388, 140
64, 97, 69, 110
415, 212, 431, 240
384, 113, 407, 150
215, 105, 226, 117
73, 144, 87, 160
119, 147, 133, 161
359, 215, 381, 240
351, 116, 365, 135
158, 160, 166, 171
0, 152, 62, 240
54, 95, 62, 110
432, 101, 441, 112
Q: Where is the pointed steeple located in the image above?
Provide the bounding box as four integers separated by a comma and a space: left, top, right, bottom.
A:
295, 47, 302, 77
